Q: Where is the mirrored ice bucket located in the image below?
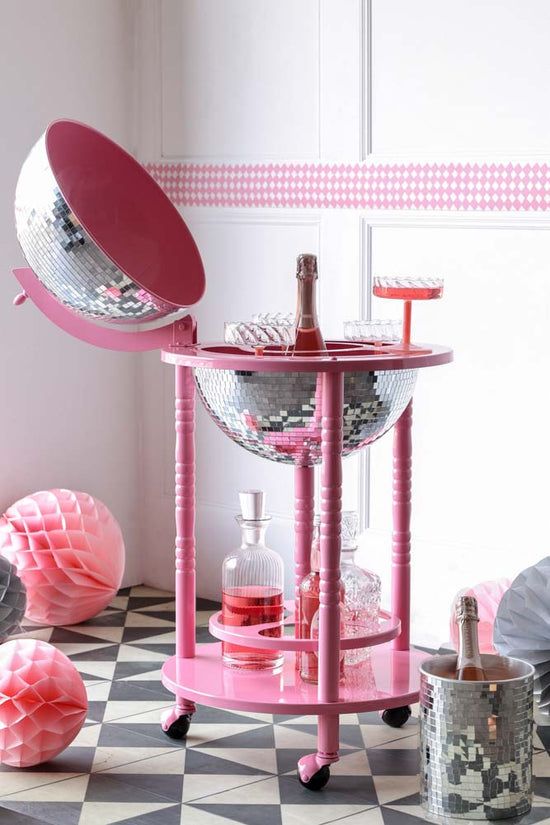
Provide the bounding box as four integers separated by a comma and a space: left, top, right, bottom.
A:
420, 654, 534, 822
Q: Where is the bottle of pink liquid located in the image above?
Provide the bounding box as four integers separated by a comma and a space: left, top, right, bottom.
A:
298, 516, 345, 684
293, 253, 327, 354
222, 491, 284, 671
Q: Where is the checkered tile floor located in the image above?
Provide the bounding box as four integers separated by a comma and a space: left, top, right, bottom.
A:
0, 586, 549, 825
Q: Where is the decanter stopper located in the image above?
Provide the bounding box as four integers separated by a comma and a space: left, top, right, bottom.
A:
341, 510, 359, 551
238, 489, 266, 521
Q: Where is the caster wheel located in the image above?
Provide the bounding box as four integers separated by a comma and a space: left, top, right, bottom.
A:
382, 705, 412, 728
164, 714, 192, 740
298, 764, 330, 791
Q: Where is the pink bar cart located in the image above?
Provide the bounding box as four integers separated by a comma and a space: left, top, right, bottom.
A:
11, 118, 453, 793
159, 339, 452, 789
11, 264, 452, 790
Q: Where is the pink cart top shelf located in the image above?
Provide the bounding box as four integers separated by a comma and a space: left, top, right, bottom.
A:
162, 340, 453, 373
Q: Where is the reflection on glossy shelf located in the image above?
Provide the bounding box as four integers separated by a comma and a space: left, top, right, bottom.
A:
161, 642, 429, 715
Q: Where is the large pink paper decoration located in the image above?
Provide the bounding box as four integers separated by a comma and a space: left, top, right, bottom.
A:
450, 578, 511, 654
0, 638, 88, 767
0, 489, 125, 625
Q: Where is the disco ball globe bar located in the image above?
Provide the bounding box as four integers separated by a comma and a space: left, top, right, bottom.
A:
195, 359, 417, 464
10, 119, 449, 469
12, 118, 420, 458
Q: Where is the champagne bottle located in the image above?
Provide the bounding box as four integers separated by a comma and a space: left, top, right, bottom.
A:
455, 595, 486, 681
293, 253, 326, 353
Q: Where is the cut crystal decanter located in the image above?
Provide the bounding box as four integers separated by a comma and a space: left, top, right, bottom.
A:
340, 511, 381, 665
298, 515, 344, 684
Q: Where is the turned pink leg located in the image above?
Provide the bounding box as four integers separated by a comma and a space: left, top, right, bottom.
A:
162, 364, 196, 730
391, 400, 412, 652
294, 464, 314, 640
298, 370, 343, 782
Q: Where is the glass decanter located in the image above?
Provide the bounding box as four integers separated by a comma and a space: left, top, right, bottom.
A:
222, 490, 284, 671
340, 511, 381, 665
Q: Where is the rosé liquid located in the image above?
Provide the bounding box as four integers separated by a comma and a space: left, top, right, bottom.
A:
298, 578, 345, 684
456, 664, 487, 681
436, 658, 511, 682
222, 586, 284, 670
294, 326, 326, 353
373, 285, 443, 301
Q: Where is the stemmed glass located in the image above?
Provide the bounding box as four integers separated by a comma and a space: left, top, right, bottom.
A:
372, 276, 443, 346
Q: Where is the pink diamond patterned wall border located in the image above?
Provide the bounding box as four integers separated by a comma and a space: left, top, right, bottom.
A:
144, 161, 550, 211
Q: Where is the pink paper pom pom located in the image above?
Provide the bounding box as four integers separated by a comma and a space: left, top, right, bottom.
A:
0, 489, 125, 625
0, 639, 88, 767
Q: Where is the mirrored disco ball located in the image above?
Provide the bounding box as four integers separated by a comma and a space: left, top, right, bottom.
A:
15, 135, 178, 323
195, 368, 417, 464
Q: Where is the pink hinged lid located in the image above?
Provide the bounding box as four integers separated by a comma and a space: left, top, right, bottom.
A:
45, 119, 205, 309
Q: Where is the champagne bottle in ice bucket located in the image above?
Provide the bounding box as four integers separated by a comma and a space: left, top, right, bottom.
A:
455, 595, 487, 681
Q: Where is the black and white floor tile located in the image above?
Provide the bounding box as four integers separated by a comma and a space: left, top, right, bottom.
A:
0, 587, 549, 825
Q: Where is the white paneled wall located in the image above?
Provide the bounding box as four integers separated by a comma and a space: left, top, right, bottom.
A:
372, 0, 550, 157
161, 0, 320, 160
160, 0, 365, 161
136, 0, 550, 645
362, 221, 550, 646
0, 1, 142, 585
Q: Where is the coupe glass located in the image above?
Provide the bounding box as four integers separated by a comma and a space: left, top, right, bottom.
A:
344, 319, 402, 343
224, 313, 295, 347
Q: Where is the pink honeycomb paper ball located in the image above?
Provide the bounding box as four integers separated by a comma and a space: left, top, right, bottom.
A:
450, 578, 511, 654
0, 638, 88, 767
0, 489, 125, 625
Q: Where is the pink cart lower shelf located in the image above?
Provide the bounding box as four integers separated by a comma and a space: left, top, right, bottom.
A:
161, 643, 429, 716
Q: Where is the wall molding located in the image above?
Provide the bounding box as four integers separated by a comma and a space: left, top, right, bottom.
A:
145, 160, 550, 212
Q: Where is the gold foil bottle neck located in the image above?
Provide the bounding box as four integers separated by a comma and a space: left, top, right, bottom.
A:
455, 594, 479, 623
296, 253, 318, 280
